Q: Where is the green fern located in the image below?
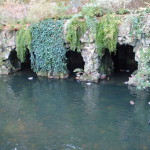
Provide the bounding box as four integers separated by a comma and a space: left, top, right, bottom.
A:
84, 16, 97, 37
66, 15, 87, 52
16, 27, 32, 62
96, 14, 120, 56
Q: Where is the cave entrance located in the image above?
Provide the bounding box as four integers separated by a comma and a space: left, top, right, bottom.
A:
9, 50, 21, 71
9, 50, 36, 75
66, 50, 85, 75
10, 50, 36, 76
112, 44, 138, 74
21, 50, 32, 71
19, 50, 36, 76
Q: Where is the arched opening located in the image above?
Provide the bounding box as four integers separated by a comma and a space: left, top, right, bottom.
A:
66, 50, 85, 75
9, 50, 21, 71
9, 50, 36, 76
112, 44, 138, 73
99, 44, 138, 81
19, 50, 36, 76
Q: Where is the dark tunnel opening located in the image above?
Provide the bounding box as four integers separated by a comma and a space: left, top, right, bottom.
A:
21, 50, 32, 70
9, 50, 36, 76
9, 50, 21, 70
112, 44, 138, 74
66, 50, 85, 75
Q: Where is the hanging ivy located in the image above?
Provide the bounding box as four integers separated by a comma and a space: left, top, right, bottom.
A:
30, 19, 67, 74
16, 26, 32, 62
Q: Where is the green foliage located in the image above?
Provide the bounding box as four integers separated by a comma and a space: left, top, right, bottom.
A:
30, 19, 67, 74
66, 15, 87, 52
84, 16, 97, 37
130, 15, 144, 40
116, 8, 130, 15
145, 7, 150, 13
81, 4, 108, 17
135, 7, 150, 14
56, 2, 71, 19
131, 10, 150, 40
99, 51, 114, 75
96, 14, 120, 56
16, 26, 32, 62
66, 11, 120, 56
136, 49, 150, 89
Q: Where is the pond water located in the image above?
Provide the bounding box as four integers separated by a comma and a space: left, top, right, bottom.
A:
0, 72, 150, 150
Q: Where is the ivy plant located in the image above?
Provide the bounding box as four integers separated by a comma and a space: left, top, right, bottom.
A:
30, 19, 67, 74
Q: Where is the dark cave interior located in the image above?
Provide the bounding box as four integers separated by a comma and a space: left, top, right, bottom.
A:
66, 50, 85, 74
112, 44, 138, 73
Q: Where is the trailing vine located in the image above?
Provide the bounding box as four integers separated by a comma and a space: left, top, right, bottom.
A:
16, 26, 32, 62
30, 19, 67, 74
96, 14, 120, 56
65, 14, 87, 52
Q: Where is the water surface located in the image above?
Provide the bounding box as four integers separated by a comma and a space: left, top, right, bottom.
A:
0, 72, 150, 150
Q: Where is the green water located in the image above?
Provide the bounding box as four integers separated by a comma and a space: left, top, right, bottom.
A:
0, 73, 150, 150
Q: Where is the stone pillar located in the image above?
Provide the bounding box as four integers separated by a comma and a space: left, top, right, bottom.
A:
77, 31, 100, 82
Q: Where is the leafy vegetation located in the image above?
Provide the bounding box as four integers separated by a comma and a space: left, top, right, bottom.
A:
66, 11, 121, 56
0, 0, 149, 88
136, 48, 150, 89
66, 15, 87, 52
145, 7, 150, 13
96, 14, 120, 56
30, 19, 67, 74
130, 14, 144, 40
116, 8, 130, 15
130, 8, 150, 41
81, 3, 109, 17
16, 26, 32, 62
84, 16, 97, 37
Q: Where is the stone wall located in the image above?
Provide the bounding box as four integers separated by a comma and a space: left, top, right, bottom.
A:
118, 14, 150, 87
0, 13, 149, 87
73, 14, 150, 84
0, 30, 21, 74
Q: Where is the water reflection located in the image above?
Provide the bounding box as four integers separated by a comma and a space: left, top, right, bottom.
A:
0, 75, 149, 150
